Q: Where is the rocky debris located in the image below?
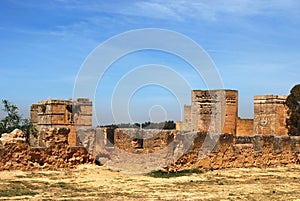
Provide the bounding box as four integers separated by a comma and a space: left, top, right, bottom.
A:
0, 129, 26, 145
0, 128, 94, 171
39, 127, 69, 147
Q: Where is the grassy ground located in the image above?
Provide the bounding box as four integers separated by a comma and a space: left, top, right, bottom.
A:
1, 164, 300, 200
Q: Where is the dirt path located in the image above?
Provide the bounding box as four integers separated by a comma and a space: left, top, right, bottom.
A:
1, 164, 300, 200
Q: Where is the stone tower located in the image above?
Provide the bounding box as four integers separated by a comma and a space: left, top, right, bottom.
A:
30, 98, 92, 146
254, 95, 288, 135
191, 89, 238, 135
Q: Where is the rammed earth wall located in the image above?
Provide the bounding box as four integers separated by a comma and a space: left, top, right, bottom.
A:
77, 128, 300, 172
1, 127, 300, 172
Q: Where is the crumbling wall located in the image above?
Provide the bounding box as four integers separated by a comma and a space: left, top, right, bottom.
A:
113, 128, 176, 154
75, 128, 192, 173
167, 133, 300, 172
0, 128, 93, 171
236, 118, 254, 136
2, 127, 300, 173
75, 128, 300, 173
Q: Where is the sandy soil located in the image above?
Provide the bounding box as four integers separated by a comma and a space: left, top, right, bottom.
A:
1, 164, 300, 200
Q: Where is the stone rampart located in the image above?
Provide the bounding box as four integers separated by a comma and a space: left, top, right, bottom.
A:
76, 128, 300, 172
169, 133, 300, 171
1, 127, 300, 172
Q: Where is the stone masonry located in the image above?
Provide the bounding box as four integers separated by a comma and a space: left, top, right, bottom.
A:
30, 98, 92, 146
236, 118, 254, 136
190, 90, 238, 135
181, 105, 191, 131
178, 90, 289, 137
254, 95, 288, 136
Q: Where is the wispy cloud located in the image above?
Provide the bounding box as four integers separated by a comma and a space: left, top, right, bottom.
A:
4, 0, 299, 39
9, 0, 300, 21
61, 0, 300, 21
4, 27, 68, 37
123, 1, 183, 21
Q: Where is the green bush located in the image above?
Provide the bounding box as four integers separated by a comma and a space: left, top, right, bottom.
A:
0, 99, 37, 142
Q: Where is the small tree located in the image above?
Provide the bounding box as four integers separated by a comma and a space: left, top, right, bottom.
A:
0, 99, 37, 142
285, 84, 300, 136
163, 120, 176, 130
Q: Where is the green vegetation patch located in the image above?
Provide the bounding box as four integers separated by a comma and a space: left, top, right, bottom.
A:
0, 180, 38, 197
147, 169, 203, 178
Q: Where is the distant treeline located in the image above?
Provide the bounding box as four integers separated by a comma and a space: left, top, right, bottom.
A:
99, 120, 176, 130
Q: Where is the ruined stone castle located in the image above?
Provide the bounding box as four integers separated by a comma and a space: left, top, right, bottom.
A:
176, 90, 288, 137
1, 88, 295, 172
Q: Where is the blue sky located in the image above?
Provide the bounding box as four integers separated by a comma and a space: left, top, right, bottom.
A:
0, 0, 300, 125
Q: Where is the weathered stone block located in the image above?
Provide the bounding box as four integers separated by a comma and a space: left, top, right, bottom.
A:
236, 118, 254, 136
274, 136, 291, 153
235, 136, 254, 144
291, 136, 300, 153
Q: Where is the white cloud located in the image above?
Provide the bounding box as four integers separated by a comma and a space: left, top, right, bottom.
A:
137, 0, 300, 20
127, 1, 183, 21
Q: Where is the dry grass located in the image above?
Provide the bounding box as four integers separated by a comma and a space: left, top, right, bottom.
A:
1, 164, 300, 200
